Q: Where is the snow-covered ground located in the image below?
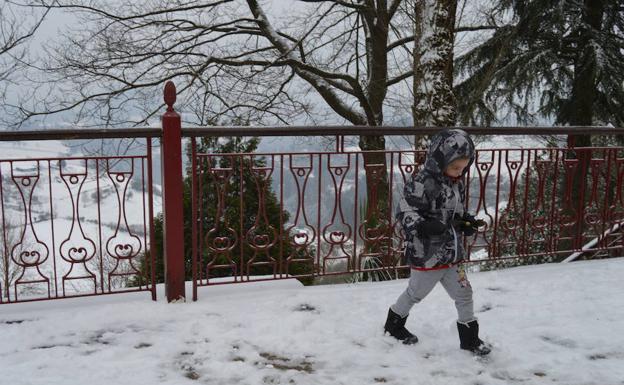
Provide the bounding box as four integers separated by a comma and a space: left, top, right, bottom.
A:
1, 258, 623, 385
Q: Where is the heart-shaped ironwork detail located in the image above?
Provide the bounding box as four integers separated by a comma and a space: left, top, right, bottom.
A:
253, 234, 270, 246
559, 214, 577, 226
585, 213, 599, 225
293, 232, 309, 245
329, 231, 345, 243
532, 217, 547, 228
20, 251, 40, 265
68, 247, 87, 262
213, 237, 232, 250
114, 244, 133, 257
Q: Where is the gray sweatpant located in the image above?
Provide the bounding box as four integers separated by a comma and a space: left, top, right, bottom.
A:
391, 265, 475, 323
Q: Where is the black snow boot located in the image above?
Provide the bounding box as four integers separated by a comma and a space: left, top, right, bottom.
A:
384, 308, 419, 345
457, 320, 491, 356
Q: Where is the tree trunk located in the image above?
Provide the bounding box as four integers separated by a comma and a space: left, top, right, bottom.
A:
359, 135, 388, 217
412, 0, 457, 147
564, 0, 605, 251
359, 5, 391, 218
356, 6, 393, 268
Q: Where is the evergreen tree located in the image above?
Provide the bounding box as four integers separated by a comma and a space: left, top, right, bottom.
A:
135, 136, 314, 287
455, 1, 623, 254
454, 0, 623, 132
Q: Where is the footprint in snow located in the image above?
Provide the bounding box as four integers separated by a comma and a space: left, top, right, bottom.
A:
32, 343, 73, 350
540, 335, 577, 348
2, 319, 31, 325
491, 370, 529, 382
294, 303, 318, 312
588, 352, 624, 360
430, 370, 448, 377
485, 287, 508, 293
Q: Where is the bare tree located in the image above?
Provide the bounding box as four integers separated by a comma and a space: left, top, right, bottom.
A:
11, 1, 418, 129
7, 1, 424, 214
7, 0, 309, 128
10, 0, 500, 214
0, 3, 48, 109
243, 0, 420, 214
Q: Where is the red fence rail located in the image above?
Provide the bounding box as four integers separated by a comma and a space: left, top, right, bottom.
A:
2, 83, 624, 304
188, 141, 624, 299
465, 146, 624, 262
0, 139, 157, 304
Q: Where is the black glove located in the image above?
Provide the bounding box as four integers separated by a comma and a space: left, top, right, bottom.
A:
417, 218, 447, 236
452, 213, 486, 236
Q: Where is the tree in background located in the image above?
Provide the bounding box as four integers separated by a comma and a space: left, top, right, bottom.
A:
5, 1, 308, 127
412, 0, 457, 128
454, 0, 623, 132
137, 134, 314, 286
10, 0, 432, 271
0, 3, 47, 110
455, 0, 623, 254
0, 219, 29, 299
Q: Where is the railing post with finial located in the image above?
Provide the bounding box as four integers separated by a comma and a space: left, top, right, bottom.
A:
161, 81, 186, 302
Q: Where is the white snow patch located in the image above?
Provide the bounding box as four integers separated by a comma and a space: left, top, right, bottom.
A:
1, 258, 623, 385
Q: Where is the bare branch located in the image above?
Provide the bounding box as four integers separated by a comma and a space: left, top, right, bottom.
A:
387, 71, 413, 87
246, 0, 367, 124
298, 0, 368, 11
12, 0, 232, 22
387, 35, 413, 51
455, 25, 498, 33
388, 0, 402, 19
0, 8, 48, 55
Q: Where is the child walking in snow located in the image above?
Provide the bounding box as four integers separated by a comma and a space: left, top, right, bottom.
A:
384, 128, 491, 356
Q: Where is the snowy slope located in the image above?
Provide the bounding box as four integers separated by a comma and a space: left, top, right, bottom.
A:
1, 258, 623, 385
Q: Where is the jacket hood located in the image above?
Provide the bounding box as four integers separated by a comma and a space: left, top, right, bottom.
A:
423, 129, 475, 176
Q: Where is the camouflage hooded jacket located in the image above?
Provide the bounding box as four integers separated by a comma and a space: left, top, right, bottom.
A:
396, 129, 475, 269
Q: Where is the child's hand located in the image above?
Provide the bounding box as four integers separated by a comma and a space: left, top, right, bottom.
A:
417, 218, 447, 236
452, 213, 486, 236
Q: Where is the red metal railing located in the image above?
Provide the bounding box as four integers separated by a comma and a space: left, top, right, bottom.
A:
0, 137, 158, 304
2, 82, 624, 305
465, 146, 624, 263
188, 138, 624, 299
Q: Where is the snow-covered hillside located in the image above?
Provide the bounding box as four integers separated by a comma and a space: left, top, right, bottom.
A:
1, 258, 623, 385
